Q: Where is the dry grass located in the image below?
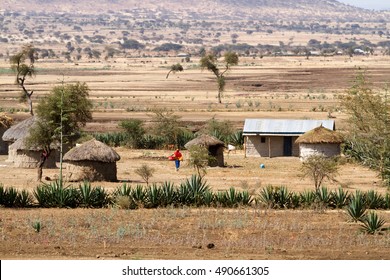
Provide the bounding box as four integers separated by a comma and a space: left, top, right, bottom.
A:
0, 207, 389, 259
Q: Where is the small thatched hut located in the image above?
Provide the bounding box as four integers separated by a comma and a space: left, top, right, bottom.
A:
8, 136, 58, 168
184, 134, 225, 167
63, 139, 120, 182
295, 125, 343, 161
0, 113, 13, 155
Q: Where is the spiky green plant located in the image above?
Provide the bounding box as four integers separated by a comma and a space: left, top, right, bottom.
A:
203, 190, 215, 207
34, 181, 78, 208
300, 190, 316, 208
32, 220, 41, 233
258, 185, 276, 208
160, 181, 177, 207
275, 186, 291, 208
78, 182, 110, 208
178, 174, 210, 206
131, 185, 147, 207
290, 193, 301, 209
227, 130, 244, 148
316, 186, 332, 207
330, 187, 350, 209
0, 187, 18, 207
113, 183, 132, 197
16, 189, 33, 207
365, 190, 385, 209
385, 193, 390, 210
346, 196, 367, 222
360, 211, 386, 234
145, 184, 162, 208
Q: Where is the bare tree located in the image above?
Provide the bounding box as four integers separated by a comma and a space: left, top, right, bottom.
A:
200, 51, 238, 103
10, 45, 37, 115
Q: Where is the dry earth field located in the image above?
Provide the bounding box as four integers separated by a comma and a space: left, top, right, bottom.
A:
1, 55, 390, 259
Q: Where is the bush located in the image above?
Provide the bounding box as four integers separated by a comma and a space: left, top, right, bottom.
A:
360, 211, 386, 234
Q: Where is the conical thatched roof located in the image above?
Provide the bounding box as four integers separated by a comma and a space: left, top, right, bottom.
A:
2, 116, 36, 142
63, 139, 120, 163
295, 125, 343, 144
184, 134, 225, 149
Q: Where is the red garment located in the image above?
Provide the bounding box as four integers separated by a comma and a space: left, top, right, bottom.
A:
173, 150, 182, 160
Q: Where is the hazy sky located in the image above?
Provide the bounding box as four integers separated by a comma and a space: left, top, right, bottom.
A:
338, 0, 390, 10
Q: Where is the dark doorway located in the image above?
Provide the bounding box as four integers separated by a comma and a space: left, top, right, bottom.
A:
283, 136, 293, 156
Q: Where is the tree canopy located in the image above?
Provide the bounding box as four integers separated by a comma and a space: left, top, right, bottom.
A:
341, 72, 390, 186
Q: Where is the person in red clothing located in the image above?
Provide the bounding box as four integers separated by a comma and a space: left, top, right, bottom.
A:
173, 149, 183, 171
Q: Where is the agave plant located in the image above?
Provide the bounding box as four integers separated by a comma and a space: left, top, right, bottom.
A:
227, 130, 244, 148
290, 193, 301, 209
315, 186, 332, 207
131, 185, 147, 207
275, 186, 291, 208
365, 190, 385, 209
300, 190, 316, 208
78, 182, 110, 208
34, 181, 78, 208
0, 187, 18, 207
16, 189, 34, 208
160, 181, 177, 207
258, 185, 276, 208
145, 184, 162, 208
178, 174, 210, 206
330, 187, 350, 209
360, 211, 386, 234
113, 183, 132, 197
203, 190, 215, 207
385, 194, 390, 210
346, 196, 367, 222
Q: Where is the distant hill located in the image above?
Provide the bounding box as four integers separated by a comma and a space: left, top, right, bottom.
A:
1, 0, 384, 21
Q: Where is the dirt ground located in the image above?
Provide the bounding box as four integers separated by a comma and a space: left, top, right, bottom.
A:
1, 208, 389, 260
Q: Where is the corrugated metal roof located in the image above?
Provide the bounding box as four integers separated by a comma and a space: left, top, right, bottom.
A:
243, 119, 335, 136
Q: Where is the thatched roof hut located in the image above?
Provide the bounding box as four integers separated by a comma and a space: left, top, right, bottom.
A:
8, 136, 58, 168
63, 139, 120, 182
295, 125, 343, 161
0, 113, 13, 155
185, 134, 225, 167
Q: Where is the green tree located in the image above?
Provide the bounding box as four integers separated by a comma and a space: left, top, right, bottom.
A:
150, 108, 182, 146
341, 72, 390, 186
300, 155, 339, 192
200, 51, 238, 103
166, 63, 184, 79
26, 82, 93, 181
119, 119, 145, 148
10, 45, 37, 115
188, 145, 214, 178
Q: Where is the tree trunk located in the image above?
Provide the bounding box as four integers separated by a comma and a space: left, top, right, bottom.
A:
37, 149, 51, 181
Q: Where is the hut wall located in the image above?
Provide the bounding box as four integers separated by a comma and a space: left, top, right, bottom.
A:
10, 150, 57, 168
0, 127, 8, 155
209, 146, 224, 167
65, 161, 117, 182
246, 136, 299, 157
299, 143, 341, 161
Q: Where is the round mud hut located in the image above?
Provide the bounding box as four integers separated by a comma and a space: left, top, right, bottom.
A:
7, 136, 58, 168
184, 134, 225, 167
295, 125, 343, 161
63, 139, 120, 182
1, 116, 57, 167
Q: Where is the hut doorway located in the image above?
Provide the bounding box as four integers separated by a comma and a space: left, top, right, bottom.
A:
283, 136, 293, 156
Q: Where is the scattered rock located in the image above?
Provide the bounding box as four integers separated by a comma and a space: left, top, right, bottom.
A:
206, 243, 215, 249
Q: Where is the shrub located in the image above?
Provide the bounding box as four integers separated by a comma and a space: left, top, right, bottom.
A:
34, 181, 78, 208
135, 164, 155, 185
365, 190, 385, 209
